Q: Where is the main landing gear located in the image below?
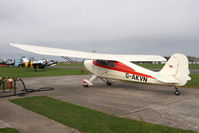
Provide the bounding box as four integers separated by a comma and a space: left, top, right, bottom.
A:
106, 81, 112, 86
100, 78, 112, 86
174, 86, 180, 96
82, 84, 89, 88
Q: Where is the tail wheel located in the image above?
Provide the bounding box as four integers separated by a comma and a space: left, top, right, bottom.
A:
174, 87, 180, 96
175, 90, 180, 95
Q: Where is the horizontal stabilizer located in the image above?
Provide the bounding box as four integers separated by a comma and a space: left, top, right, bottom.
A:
155, 74, 179, 84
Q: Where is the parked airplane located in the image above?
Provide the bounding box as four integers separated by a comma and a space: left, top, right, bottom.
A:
9, 43, 191, 95
21, 57, 57, 70
0, 58, 5, 66
0, 58, 15, 66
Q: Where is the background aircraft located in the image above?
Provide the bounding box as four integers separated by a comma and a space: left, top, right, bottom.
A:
0, 58, 14, 66
0, 56, 56, 70
21, 57, 57, 71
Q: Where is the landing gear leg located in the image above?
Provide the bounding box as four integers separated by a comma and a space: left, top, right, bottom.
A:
174, 86, 180, 96
106, 81, 112, 86
100, 78, 112, 86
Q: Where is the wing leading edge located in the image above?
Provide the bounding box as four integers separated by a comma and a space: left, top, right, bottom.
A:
9, 43, 166, 62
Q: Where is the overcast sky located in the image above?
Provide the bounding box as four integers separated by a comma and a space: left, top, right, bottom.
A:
0, 0, 199, 60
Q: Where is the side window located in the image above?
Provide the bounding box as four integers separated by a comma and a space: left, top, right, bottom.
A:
96, 60, 115, 67
100, 60, 107, 66
108, 61, 115, 67
96, 60, 100, 64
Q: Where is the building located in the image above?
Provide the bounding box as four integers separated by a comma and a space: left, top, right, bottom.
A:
193, 58, 199, 64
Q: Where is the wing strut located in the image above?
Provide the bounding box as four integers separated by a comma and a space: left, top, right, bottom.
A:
61, 56, 75, 63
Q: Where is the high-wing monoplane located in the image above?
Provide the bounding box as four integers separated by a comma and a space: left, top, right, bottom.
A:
9, 43, 191, 95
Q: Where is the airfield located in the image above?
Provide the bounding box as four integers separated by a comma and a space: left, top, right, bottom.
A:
0, 75, 199, 133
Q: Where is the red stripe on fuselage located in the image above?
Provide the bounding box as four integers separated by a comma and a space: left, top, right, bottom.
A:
93, 60, 155, 79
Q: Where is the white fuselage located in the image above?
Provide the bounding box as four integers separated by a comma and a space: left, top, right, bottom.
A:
84, 60, 163, 85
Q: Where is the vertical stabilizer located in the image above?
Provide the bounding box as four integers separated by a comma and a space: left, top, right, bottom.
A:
159, 54, 191, 86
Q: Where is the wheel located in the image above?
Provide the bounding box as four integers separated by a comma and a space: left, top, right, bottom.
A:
175, 90, 180, 95
106, 82, 112, 86
83, 84, 89, 88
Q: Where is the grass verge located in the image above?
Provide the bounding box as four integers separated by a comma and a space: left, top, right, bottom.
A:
0, 128, 20, 133
185, 73, 199, 88
57, 63, 83, 67
0, 66, 89, 78
11, 96, 195, 133
137, 64, 199, 70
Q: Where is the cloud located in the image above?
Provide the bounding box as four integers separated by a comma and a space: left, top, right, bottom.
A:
0, 0, 199, 60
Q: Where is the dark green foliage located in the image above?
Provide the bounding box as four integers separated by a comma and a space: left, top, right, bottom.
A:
0, 128, 20, 133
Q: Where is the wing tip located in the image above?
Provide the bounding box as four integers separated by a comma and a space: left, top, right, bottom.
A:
8, 43, 14, 46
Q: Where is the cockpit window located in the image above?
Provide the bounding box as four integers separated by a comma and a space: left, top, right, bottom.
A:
95, 60, 115, 67
95, 60, 100, 64
100, 60, 107, 66
96, 60, 116, 67
108, 61, 115, 67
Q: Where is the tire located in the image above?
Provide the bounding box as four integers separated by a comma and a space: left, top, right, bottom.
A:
83, 84, 89, 88
175, 90, 180, 95
106, 82, 112, 86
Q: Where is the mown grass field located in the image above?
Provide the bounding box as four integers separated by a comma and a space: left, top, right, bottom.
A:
57, 63, 83, 67
0, 66, 89, 78
11, 96, 196, 133
137, 64, 199, 69
0, 128, 20, 133
185, 73, 199, 88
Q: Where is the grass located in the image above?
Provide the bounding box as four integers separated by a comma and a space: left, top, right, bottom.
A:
185, 73, 199, 88
136, 64, 164, 69
0, 128, 20, 133
0, 66, 89, 78
11, 96, 195, 133
57, 63, 83, 67
137, 64, 199, 70
189, 64, 199, 69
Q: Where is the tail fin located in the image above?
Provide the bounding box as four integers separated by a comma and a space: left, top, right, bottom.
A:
159, 53, 191, 86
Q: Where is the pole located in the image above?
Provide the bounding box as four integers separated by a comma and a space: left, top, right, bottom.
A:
3, 78, 5, 92
14, 79, 16, 95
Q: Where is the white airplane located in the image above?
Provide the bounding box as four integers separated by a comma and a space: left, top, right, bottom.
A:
9, 43, 191, 95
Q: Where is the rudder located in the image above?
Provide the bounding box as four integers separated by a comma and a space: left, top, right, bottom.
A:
159, 54, 191, 86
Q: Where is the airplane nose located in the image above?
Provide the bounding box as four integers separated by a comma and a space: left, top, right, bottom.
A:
84, 60, 93, 72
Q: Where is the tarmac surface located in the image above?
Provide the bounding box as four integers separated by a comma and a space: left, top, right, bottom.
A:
0, 75, 199, 133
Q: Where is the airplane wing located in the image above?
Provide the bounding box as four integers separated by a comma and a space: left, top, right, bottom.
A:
9, 43, 166, 62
